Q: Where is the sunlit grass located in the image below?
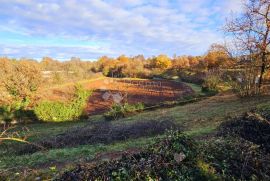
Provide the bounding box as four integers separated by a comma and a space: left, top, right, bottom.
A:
1, 94, 270, 177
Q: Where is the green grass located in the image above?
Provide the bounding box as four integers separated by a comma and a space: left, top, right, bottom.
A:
0, 136, 157, 170
14, 115, 103, 142
183, 82, 204, 95
1, 93, 270, 178
121, 94, 269, 126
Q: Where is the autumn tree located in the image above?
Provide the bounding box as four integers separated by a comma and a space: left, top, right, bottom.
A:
95, 55, 149, 78
133, 55, 145, 62
117, 55, 129, 65
187, 56, 200, 67
205, 43, 233, 70
225, 0, 270, 90
122, 56, 146, 78
151, 54, 172, 69
111, 55, 130, 77
63, 58, 93, 80
172, 56, 190, 70
0, 58, 42, 104
40, 57, 61, 71
95, 56, 113, 76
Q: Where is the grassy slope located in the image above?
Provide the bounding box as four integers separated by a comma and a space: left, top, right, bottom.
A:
1, 79, 270, 179
183, 82, 203, 95
1, 93, 270, 174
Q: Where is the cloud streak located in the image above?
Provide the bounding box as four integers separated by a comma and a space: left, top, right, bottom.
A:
0, 0, 242, 60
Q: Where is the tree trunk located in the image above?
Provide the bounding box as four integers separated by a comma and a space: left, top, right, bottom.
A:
258, 53, 266, 90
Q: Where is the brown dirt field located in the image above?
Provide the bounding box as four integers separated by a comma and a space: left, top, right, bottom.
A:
85, 78, 194, 115
40, 78, 194, 115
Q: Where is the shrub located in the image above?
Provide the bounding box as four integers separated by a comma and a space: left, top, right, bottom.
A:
218, 111, 270, 151
256, 102, 270, 120
179, 71, 206, 85
209, 109, 270, 180
227, 64, 260, 97
104, 102, 144, 120
34, 102, 73, 122
0, 98, 34, 123
34, 85, 91, 122
59, 131, 213, 181
200, 137, 270, 180
202, 73, 221, 92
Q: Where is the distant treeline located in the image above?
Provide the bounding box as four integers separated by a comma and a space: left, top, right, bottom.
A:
0, 43, 237, 106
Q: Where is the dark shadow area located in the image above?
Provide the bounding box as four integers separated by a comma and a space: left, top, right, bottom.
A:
0, 107, 38, 123
17, 120, 180, 155
218, 111, 270, 152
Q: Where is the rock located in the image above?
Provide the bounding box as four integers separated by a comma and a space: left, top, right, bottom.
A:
174, 152, 186, 163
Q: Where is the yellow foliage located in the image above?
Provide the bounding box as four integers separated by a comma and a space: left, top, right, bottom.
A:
117, 55, 129, 64
197, 160, 216, 176
152, 54, 172, 69
205, 44, 233, 69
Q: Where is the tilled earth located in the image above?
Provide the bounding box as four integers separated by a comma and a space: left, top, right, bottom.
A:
41, 78, 195, 115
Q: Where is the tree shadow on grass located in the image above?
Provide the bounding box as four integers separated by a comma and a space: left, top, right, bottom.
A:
17, 119, 181, 155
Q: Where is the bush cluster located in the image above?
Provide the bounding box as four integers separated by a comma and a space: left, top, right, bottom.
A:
218, 111, 270, 151
208, 106, 270, 180
178, 71, 206, 85
59, 129, 270, 181
256, 102, 270, 120
201, 137, 270, 180
202, 73, 221, 92
0, 98, 35, 123
104, 102, 144, 120
59, 131, 213, 181
34, 85, 91, 122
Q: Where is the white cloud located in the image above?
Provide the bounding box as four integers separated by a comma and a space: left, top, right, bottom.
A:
0, 0, 244, 59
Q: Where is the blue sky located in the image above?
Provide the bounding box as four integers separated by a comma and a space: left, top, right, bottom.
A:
0, 0, 242, 60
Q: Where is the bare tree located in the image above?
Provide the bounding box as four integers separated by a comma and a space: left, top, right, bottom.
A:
225, 0, 270, 90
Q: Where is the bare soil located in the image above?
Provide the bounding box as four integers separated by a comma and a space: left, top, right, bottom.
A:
84, 78, 194, 115
41, 78, 195, 115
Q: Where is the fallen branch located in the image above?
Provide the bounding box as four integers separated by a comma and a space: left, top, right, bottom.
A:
0, 124, 45, 150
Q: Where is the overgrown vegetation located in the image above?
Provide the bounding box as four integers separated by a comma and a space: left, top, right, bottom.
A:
104, 102, 144, 120
202, 73, 221, 93
34, 85, 91, 122
0, 59, 42, 123
0, 98, 35, 123
1, 93, 270, 180
59, 103, 270, 181
201, 137, 270, 180
218, 110, 270, 151
59, 131, 210, 181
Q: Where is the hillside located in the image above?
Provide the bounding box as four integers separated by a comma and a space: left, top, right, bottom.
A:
2, 0, 270, 180
1, 92, 270, 180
